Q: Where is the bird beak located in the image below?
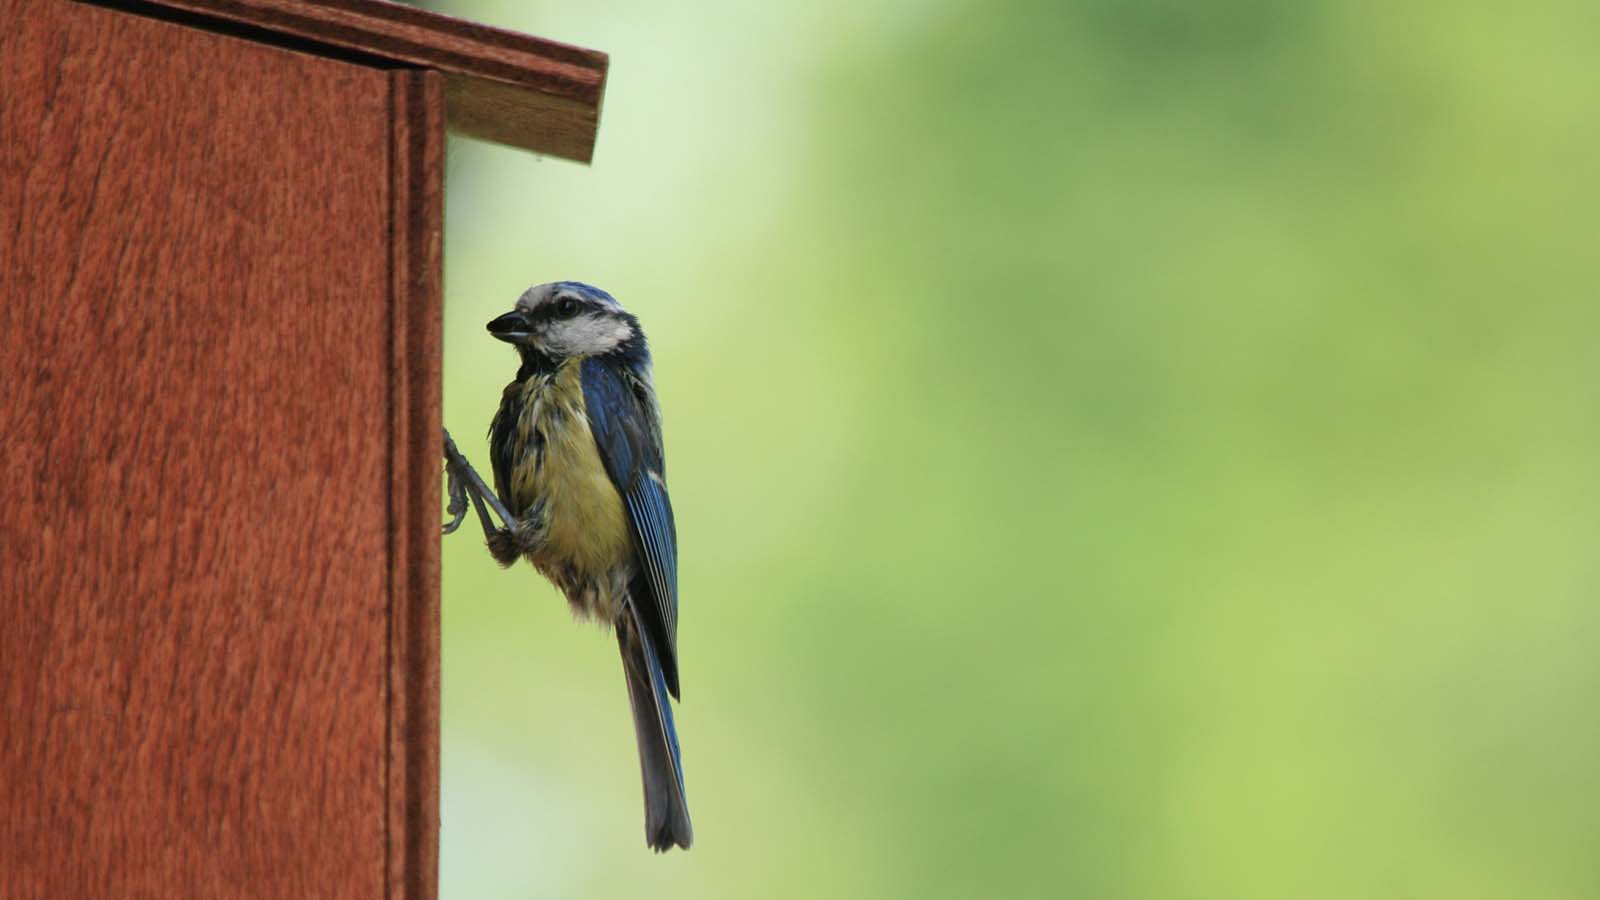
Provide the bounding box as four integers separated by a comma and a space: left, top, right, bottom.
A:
487, 310, 533, 344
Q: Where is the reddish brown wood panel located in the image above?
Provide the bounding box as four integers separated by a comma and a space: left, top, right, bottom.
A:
102, 0, 608, 161
0, 0, 439, 896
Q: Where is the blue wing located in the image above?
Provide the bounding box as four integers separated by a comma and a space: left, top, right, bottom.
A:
581, 356, 680, 697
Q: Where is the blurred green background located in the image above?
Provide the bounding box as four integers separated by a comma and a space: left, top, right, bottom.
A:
418, 1, 1599, 897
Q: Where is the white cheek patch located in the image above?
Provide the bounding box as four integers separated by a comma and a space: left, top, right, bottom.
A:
548, 314, 633, 356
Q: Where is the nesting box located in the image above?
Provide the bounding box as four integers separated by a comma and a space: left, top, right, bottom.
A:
0, 1, 606, 896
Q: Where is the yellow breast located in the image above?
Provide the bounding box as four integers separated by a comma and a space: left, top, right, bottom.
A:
508, 361, 634, 583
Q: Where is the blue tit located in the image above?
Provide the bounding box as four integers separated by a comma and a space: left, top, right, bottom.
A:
441, 281, 690, 851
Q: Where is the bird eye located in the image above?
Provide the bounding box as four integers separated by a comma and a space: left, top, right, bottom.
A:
555, 297, 580, 318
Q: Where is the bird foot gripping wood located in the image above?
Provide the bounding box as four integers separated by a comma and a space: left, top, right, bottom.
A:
441, 427, 516, 539
442, 457, 470, 534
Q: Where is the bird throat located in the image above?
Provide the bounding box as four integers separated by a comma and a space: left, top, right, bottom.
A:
516, 344, 560, 380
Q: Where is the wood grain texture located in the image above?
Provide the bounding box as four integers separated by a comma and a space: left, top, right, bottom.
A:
84, 0, 609, 161
386, 69, 443, 900
0, 0, 440, 896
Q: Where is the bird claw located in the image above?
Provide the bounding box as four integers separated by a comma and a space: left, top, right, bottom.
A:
441, 426, 518, 547
442, 460, 469, 534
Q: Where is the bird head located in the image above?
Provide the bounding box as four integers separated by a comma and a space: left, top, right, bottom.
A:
488, 282, 641, 364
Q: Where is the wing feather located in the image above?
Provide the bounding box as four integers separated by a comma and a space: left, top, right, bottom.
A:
581, 357, 680, 697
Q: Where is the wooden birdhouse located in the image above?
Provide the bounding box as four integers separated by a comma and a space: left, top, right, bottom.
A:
0, 1, 607, 896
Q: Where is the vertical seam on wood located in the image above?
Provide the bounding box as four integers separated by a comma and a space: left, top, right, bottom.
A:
384, 73, 399, 900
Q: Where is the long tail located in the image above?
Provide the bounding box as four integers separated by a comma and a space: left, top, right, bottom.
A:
617, 607, 693, 851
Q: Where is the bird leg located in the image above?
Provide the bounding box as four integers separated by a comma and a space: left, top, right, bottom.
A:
442, 428, 547, 567
442, 428, 513, 537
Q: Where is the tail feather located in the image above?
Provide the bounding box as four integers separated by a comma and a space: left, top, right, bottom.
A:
618, 608, 693, 851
